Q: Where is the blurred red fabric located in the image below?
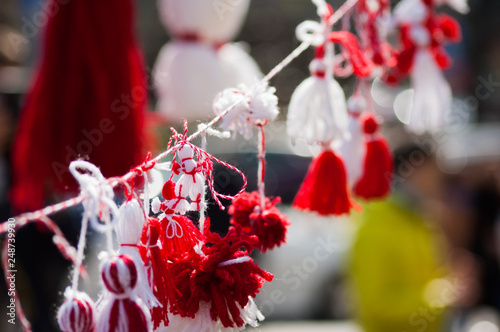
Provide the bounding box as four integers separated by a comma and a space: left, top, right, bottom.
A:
11, 0, 146, 212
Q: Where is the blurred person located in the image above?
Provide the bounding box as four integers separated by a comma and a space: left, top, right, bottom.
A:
349, 144, 453, 332
440, 167, 500, 331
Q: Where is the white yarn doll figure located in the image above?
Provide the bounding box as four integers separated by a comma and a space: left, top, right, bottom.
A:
392, 0, 467, 133
154, 0, 262, 122
175, 144, 206, 203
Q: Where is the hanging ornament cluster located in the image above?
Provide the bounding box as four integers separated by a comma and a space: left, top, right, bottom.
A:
2, 1, 470, 331
285, 0, 467, 216
154, 0, 262, 122
213, 81, 290, 253
388, 0, 467, 133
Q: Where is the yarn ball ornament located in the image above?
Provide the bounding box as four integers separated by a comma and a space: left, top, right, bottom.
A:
167, 222, 273, 329
96, 254, 151, 332
57, 289, 96, 332
213, 82, 279, 139
228, 191, 289, 252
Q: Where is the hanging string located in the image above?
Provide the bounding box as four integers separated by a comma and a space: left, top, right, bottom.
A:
257, 124, 267, 211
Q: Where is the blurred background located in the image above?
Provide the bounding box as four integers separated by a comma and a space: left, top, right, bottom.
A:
0, 0, 500, 331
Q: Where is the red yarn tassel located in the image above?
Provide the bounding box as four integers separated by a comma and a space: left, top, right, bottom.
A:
293, 149, 356, 216
354, 113, 393, 199
140, 217, 176, 329
10, 0, 145, 213
160, 215, 204, 260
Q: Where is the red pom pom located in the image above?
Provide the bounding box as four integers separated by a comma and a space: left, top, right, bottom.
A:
169, 224, 273, 328
229, 191, 289, 252
293, 150, 356, 216
436, 14, 461, 42
354, 113, 393, 199
249, 208, 290, 253
362, 114, 379, 134
162, 180, 176, 200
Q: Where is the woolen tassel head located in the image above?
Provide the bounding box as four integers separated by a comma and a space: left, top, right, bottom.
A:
353, 113, 393, 199
57, 289, 96, 332
97, 254, 151, 332
116, 198, 145, 245
101, 254, 138, 295
286, 63, 349, 145
293, 149, 355, 216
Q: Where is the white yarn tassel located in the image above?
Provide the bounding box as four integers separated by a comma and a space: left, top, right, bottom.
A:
57, 288, 96, 332
339, 113, 365, 186
408, 50, 452, 134
287, 60, 350, 145
116, 199, 160, 309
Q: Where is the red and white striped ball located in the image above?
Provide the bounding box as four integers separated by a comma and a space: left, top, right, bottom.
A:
57, 291, 96, 332
100, 254, 137, 295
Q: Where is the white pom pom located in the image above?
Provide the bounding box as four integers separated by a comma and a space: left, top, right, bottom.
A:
151, 197, 162, 214
115, 199, 145, 245
287, 75, 349, 145
213, 82, 279, 139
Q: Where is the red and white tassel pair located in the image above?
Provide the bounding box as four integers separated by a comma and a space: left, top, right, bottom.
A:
213, 78, 289, 252
287, 5, 374, 216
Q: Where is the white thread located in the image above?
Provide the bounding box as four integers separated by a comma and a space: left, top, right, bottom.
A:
165, 216, 184, 238
217, 256, 251, 267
